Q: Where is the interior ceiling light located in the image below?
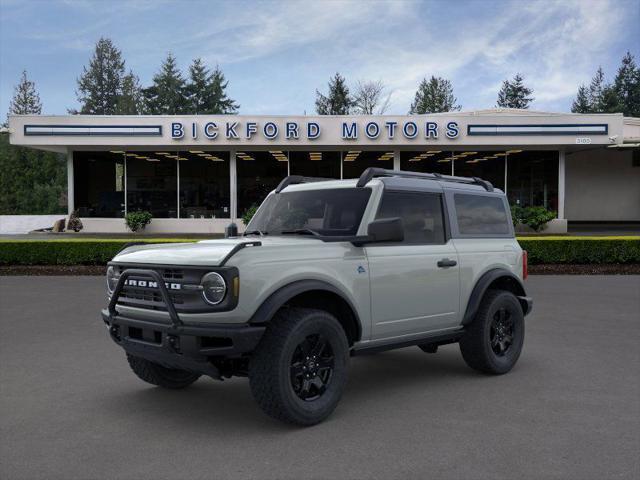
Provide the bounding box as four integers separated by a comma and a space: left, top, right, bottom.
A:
110, 150, 125, 154
155, 152, 170, 155
189, 150, 204, 154
437, 159, 451, 163
464, 152, 478, 155
135, 156, 148, 159
146, 158, 160, 162
427, 150, 442, 154
125, 153, 137, 157
495, 153, 507, 156
507, 150, 523, 154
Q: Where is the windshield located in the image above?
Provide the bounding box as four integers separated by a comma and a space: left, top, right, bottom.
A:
246, 188, 372, 236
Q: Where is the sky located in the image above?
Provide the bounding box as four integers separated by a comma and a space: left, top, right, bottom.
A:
0, 0, 638, 117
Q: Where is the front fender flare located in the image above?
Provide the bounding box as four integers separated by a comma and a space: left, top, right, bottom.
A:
248, 279, 362, 340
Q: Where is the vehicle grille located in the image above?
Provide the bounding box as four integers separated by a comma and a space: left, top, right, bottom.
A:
113, 266, 202, 313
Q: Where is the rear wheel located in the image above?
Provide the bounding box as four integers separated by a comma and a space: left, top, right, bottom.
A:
249, 307, 349, 426
126, 354, 201, 389
459, 290, 525, 374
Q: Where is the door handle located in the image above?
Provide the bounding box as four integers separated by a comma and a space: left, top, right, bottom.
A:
437, 258, 457, 268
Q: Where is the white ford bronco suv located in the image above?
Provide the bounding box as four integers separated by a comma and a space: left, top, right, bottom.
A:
102, 167, 532, 425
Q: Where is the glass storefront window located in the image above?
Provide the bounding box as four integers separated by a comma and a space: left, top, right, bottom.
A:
73, 151, 125, 217
289, 151, 340, 179
400, 151, 453, 175
237, 150, 288, 216
453, 151, 506, 190
126, 152, 177, 218
178, 151, 230, 218
507, 150, 558, 211
342, 150, 394, 179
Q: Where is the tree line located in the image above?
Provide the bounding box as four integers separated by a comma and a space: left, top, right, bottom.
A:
71, 37, 239, 115
1, 37, 638, 215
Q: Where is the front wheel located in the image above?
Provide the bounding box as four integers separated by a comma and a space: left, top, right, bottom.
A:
459, 290, 525, 375
249, 308, 349, 426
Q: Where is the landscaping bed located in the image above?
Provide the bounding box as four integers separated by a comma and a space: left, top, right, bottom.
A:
0, 237, 638, 274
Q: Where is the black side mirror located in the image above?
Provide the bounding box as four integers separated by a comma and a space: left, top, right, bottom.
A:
366, 217, 404, 243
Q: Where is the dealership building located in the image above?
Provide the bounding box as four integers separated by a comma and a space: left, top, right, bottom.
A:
8, 109, 640, 233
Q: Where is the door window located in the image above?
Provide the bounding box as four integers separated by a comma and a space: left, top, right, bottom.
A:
375, 191, 446, 244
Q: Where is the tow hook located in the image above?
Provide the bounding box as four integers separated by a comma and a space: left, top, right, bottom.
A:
109, 325, 121, 342
167, 334, 181, 353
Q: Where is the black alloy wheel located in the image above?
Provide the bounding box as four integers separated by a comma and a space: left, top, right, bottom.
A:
290, 334, 335, 401
490, 308, 514, 357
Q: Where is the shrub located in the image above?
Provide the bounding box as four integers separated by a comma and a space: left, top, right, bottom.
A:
241, 204, 259, 225
0, 239, 197, 265
511, 205, 556, 232
125, 211, 153, 232
0, 237, 637, 267
522, 206, 557, 232
66, 210, 83, 232
518, 237, 640, 264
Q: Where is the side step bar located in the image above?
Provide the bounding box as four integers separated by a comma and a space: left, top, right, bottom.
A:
352, 329, 464, 356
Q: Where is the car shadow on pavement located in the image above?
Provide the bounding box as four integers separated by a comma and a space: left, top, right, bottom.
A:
97, 345, 477, 432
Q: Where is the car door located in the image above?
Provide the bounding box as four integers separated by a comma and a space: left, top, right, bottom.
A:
365, 189, 460, 341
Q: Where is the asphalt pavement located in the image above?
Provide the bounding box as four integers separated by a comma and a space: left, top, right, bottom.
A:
0, 275, 638, 480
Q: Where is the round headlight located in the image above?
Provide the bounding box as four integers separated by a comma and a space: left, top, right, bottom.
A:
201, 272, 227, 305
106, 266, 118, 294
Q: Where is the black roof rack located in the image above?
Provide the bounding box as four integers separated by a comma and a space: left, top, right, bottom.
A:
356, 167, 494, 192
275, 175, 335, 193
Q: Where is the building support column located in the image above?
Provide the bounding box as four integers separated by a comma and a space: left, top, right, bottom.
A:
558, 149, 566, 220
230, 149, 237, 222
66, 149, 74, 216
393, 150, 400, 170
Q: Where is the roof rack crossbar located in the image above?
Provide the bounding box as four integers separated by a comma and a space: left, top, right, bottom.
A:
356, 167, 494, 192
275, 175, 335, 193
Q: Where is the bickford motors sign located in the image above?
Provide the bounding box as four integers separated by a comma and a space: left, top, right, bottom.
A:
171, 119, 461, 141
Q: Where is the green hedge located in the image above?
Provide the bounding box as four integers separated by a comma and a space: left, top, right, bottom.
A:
0, 237, 639, 266
0, 239, 196, 266
518, 237, 640, 264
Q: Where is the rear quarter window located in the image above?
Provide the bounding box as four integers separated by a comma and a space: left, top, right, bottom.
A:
454, 193, 511, 235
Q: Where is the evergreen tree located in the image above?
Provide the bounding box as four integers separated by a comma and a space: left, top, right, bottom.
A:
571, 85, 591, 113
409, 76, 460, 114
8, 70, 42, 116
143, 53, 188, 114
2, 71, 66, 214
587, 67, 607, 112
613, 51, 640, 117
185, 59, 239, 114
315, 73, 353, 115
75, 37, 126, 114
207, 65, 239, 114
186, 58, 209, 114
496, 74, 534, 109
116, 71, 144, 115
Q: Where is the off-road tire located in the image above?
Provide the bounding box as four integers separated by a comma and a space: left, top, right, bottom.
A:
126, 354, 201, 389
459, 290, 525, 375
249, 307, 349, 426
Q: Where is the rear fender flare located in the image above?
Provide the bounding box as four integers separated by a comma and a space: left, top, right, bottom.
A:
462, 268, 528, 325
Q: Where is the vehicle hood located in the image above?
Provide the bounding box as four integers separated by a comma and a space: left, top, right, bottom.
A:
112, 236, 324, 266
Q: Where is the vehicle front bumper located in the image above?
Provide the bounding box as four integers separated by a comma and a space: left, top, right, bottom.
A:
101, 309, 265, 379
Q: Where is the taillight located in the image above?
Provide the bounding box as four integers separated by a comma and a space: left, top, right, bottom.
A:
522, 250, 528, 280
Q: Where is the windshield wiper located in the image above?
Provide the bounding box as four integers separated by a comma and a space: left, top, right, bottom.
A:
280, 228, 320, 237
243, 229, 267, 236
